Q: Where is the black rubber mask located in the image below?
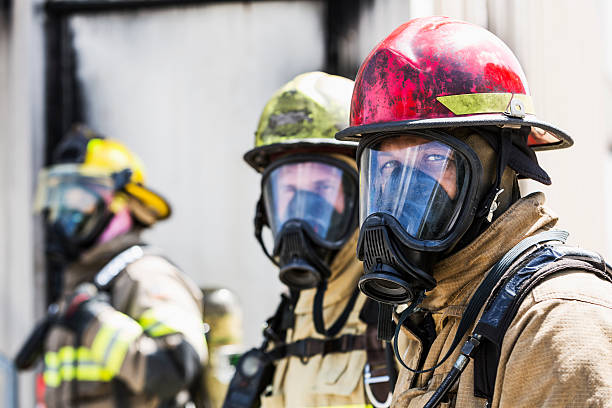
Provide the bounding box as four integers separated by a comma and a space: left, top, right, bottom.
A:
254, 155, 360, 337
356, 131, 483, 306
272, 190, 342, 289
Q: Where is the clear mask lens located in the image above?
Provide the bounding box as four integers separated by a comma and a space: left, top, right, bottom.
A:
263, 159, 357, 244
35, 164, 115, 241
360, 134, 472, 241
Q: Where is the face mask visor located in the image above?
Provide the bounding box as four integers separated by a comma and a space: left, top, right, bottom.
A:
359, 132, 482, 252
262, 155, 358, 249
34, 164, 118, 244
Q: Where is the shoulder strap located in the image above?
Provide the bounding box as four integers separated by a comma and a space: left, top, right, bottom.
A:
472, 244, 612, 402
93, 245, 148, 290
394, 230, 570, 377
420, 231, 569, 408
261, 291, 298, 346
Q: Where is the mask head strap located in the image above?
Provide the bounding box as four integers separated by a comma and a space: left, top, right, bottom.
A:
254, 196, 278, 266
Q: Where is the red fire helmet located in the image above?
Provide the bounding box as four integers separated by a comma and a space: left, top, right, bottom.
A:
336, 16, 572, 150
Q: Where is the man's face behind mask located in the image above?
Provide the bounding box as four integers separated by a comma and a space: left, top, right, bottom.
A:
360, 134, 472, 242
263, 158, 357, 244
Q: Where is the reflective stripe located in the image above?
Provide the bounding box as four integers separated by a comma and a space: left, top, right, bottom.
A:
91, 325, 115, 364
43, 346, 113, 388
138, 306, 201, 338
43, 313, 142, 388
436, 92, 534, 116
91, 311, 142, 376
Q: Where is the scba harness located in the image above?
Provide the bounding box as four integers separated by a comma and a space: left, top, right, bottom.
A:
406, 231, 612, 407
223, 294, 396, 408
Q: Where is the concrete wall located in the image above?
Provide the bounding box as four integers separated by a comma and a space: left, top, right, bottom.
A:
69, 1, 326, 347
486, 0, 610, 256
0, 0, 45, 406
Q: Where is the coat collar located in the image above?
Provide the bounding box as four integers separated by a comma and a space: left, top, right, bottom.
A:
421, 192, 558, 312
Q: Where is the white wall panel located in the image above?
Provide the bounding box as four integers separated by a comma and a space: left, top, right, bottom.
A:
70, 1, 326, 345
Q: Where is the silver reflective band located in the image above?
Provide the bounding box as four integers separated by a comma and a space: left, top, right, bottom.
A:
95, 245, 145, 288
363, 363, 392, 408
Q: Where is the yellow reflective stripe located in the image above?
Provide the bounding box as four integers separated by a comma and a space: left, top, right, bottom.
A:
138, 307, 195, 338
91, 325, 115, 363
104, 336, 132, 376
45, 350, 59, 368
44, 346, 113, 387
138, 309, 158, 331
43, 370, 61, 387
148, 321, 177, 337
91, 311, 143, 377
436, 92, 534, 116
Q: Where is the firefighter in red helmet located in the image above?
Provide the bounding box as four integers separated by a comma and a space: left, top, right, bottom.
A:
337, 16, 612, 407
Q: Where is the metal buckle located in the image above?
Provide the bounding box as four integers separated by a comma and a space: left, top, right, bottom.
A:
363, 363, 392, 408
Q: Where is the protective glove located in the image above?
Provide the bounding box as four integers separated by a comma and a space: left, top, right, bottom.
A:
60, 283, 110, 335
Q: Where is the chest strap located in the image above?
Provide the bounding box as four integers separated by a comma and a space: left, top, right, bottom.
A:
472, 245, 612, 403
266, 333, 366, 363
424, 238, 611, 408
421, 230, 570, 408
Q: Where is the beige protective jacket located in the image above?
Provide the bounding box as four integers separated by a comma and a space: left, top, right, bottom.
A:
43, 231, 207, 407
261, 230, 377, 408
392, 193, 612, 407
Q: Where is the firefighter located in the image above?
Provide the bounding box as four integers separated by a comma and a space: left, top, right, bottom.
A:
32, 125, 207, 407
336, 16, 612, 408
224, 72, 396, 408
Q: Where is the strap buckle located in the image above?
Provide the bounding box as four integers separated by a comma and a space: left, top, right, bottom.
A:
363, 363, 392, 408
292, 339, 315, 364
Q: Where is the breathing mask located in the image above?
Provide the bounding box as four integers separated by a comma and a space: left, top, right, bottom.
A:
254, 154, 360, 337
357, 130, 485, 306
35, 164, 132, 261
255, 155, 358, 288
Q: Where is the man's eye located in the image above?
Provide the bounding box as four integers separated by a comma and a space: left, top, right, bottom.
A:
380, 160, 401, 175
424, 154, 446, 162
281, 185, 296, 194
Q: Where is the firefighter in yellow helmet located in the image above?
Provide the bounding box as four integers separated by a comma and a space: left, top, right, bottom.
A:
223, 72, 396, 408
24, 125, 207, 407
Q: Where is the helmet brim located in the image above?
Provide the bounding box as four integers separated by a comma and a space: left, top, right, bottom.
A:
244, 139, 357, 173
124, 183, 172, 221
335, 113, 573, 151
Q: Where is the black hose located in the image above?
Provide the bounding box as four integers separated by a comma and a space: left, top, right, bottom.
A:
423, 366, 463, 408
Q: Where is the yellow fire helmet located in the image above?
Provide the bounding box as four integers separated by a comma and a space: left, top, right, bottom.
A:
243, 71, 357, 173
37, 124, 171, 227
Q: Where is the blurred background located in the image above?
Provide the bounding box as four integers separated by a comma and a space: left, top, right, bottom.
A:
1, 0, 611, 404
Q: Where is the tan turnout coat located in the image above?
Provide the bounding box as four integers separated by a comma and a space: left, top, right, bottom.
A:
261, 231, 376, 408
43, 232, 207, 407
392, 193, 612, 407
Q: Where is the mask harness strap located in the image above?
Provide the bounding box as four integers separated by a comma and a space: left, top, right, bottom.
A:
254, 197, 278, 266
390, 230, 569, 408
313, 280, 360, 337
